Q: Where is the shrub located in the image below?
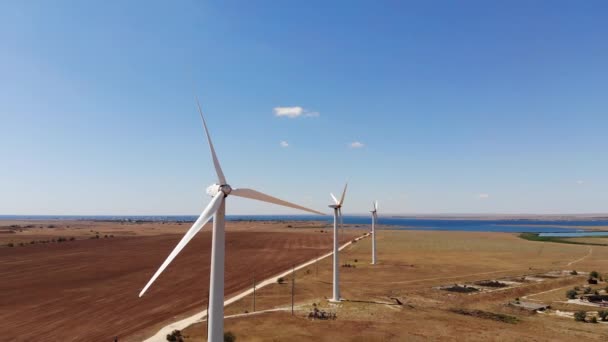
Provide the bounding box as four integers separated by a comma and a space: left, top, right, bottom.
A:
7, 242, 14, 247
166, 329, 183, 342
354, 259, 358, 263
570, 270, 578, 275
584, 287, 592, 294
19, 242, 25, 247
566, 289, 577, 299
590, 271, 599, 279
574, 311, 586, 322
574, 286, 581, 291
224, 331, 236, 342
598, 310, 608, 321
590, 316, 598, 323
277, 277, 285, 284
69, 237, 75, 241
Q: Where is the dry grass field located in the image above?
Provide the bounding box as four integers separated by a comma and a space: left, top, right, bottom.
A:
182, 230, 608, 341
0, 220, 359, 341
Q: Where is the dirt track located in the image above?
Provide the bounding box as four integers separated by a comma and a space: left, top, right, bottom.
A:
0, 224, 357, 341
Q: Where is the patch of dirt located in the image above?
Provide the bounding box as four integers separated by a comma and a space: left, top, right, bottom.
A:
449, 308, 519, 324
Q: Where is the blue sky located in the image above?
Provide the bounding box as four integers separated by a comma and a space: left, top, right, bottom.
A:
1, 1, 607, 215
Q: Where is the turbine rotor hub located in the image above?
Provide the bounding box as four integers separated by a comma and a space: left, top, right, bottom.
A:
220, 184, 232, 196
206, 184, 232, 197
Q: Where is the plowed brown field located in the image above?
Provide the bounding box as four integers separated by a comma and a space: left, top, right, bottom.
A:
0, 221, 359, 341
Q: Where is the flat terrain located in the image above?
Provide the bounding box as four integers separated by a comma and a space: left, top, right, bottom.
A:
182, 230, 608, 341
0, 220, 359, 341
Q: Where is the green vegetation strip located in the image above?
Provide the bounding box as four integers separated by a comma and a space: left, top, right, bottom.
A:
518, 233, 608, 246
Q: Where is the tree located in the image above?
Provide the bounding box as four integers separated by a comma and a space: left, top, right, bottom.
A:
574, 311, 586, 322
224, 331, 236, 342
598, 310, 608, 321
590, 271, 599, 279
590, 316, 598, 323
566, 289, 577, 299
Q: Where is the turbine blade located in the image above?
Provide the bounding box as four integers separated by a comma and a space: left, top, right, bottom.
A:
196, 97, 227, 185
139, 192, 224, 297
330, 193, 339, 205
375, 200, 378, 211
231, 188, 325, 215
339, 182, 348, 206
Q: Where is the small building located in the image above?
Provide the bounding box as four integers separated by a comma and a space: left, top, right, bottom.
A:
509, 301, 550, 312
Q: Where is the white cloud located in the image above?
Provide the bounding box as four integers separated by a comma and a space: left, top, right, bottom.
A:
477, 193, 489, 199
576, 180, 584, 185
279, 141, 289, 148
273, 106, 319, 118
349, 141, 365, 148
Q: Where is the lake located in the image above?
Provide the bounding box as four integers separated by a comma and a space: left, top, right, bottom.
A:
2, 215, 608, 233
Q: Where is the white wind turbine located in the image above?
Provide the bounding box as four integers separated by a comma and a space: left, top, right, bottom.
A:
139, 99, 324, 342
370, 201, 378, 265
328, 183, 348, 302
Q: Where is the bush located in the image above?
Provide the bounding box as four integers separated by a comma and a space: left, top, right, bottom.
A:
224, 331, 236, 342
166, 329, 183, 342
570, 270, 578, 275
590, 271, 599, 279
566, 289, 577, 299
598, 310, 608, 321
69, 237, 75, 241
584, 287, 592, 294
574, 311, 587, 322
7, 242, 14, 247
590, 316, 598, 323
277, 277, 285, 284
574, 286, 581, 291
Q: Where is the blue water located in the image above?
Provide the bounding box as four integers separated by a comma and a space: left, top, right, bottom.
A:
1, 215, 607, 233
539, 232, 608, 237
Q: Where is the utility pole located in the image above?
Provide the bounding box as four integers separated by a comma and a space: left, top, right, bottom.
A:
252, 272, 256, 312
291, 264, 295, 316
316, 254, 319, 278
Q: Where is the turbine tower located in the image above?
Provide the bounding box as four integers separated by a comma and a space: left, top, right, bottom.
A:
139, 98, 324, 342
328, 183, 347, 302
370, 201, 378, 265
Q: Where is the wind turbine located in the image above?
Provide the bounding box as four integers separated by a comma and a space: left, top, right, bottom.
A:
370, 201, 378, 265
139, 99, 324, 342
328, 183, 347, 302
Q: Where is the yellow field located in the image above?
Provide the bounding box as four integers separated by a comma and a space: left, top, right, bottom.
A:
181, 230, 608, 341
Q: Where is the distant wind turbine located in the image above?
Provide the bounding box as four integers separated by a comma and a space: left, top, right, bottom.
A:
370, 201, 378, 265
139, 98, 324, 342
328, 183, 348, 302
